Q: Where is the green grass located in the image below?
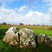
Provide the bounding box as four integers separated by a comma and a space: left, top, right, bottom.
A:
33, 29, 52, 36
36, 44, 52, 52
0, 40, 52, 52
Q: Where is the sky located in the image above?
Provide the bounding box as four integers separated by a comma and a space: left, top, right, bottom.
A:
0, 0, 52, 25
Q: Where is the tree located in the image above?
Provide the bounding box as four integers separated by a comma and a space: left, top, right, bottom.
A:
19, 23, 24, 25
2, 22, 7, 25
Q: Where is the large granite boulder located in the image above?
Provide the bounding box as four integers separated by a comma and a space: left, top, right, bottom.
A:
37, 34, 52, 47
18, 28, 36, 48
37, 34, 46, 44
3, 27, 18, 46
44, 36, 52, 47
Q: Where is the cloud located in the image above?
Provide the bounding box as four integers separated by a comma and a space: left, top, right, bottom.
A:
24, 11, 50, 25
44, 0, 52, 24
44, 0, 52, 12
17, 5, 29, 14
0, 5, 51, 25
0, 7, 22, 24
45, 0, 52, 4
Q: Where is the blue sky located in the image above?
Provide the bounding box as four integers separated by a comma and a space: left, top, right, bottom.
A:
0, 0, 48, 12
0, 0, 52, 25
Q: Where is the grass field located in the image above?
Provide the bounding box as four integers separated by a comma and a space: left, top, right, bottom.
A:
0, 25, 52, 52
33, 29, 52, 36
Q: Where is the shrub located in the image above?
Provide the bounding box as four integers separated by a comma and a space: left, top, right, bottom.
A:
0, 29, 7, 39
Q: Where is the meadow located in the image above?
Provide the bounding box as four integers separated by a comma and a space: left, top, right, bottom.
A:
0, 24, 52, 52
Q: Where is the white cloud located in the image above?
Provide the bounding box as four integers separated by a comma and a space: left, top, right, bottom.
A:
45, 0, 52, 3
0, 7, 23, 24
18, 6, 28, 12
45, 0, 52, 13
24, 11, 50, 25
25, 11, 42, 17
44, 0, 52, 24
0, 5, 51, 25
15, 5, 29, 15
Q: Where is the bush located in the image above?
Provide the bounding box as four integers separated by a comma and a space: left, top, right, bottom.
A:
0, 29, 7, 39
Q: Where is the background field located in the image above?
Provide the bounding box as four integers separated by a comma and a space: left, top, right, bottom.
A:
0, 24, 52, 52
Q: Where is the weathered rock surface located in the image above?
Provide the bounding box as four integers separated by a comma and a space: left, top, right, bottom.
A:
3, 27, 18, 46
37, 34, 52, 47
18, 28, 36, 48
